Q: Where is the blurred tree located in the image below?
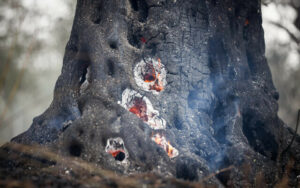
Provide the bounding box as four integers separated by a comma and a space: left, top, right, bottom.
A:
0, 0, 38, 125
262, 0, 300, 133
0, 0, 76, 144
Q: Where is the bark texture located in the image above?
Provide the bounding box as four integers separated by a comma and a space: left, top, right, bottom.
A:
3, 0, 300, 187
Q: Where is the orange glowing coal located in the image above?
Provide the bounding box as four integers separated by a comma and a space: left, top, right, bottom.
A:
149, 78, 164, 92
129, 97, 148, 122
144, 58, 164, 92
154, 134, 163, 146
166, 141, 175, 158
143, 62, 156, 82
108, 150, 124, 158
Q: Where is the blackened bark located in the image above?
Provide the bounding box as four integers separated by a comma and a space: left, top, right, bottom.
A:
5, 0, 300, 187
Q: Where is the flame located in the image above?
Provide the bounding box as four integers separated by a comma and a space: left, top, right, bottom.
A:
129, 97, 148, 121
166, 141, 174, 158
154, 134, 163, 146
151, 133, 178, 158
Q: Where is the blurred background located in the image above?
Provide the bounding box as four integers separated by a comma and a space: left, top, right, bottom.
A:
0, 0, 299, 145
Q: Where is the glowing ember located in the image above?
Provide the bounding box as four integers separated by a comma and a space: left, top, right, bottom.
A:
140, 37, 147, 43
121, 89, 166, 130
143, 63, 156, 82
108, 150, 125, 158
134, 58, 167, 95
105, 137, 128, 162
151, 133, 179, 158
149, 80, 164, 92
129, 97, 148, 122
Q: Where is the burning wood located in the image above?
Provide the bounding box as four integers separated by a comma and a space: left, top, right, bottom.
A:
134, 58, 167, 95
129, 97, 148, 122
151, 133, 179, 158
121, 89, 166, 130
105, 137, 128, 162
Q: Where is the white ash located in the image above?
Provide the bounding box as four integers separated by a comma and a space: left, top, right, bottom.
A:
105, 137, 128, 164
133, 58, 167, 95
121, 88, 166, 130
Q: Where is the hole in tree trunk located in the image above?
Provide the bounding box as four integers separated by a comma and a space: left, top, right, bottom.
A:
127, 27, 143, 48
129, 0, 139, 11
106, 59, 115, 76
79, 66, 88, 85
105, 137, 128, 162
115, 152, 126, 161
91, 1, 104, 24
129, 0, 149, 22
69, 140, 83, 157
109, 40, 118, 49
79, 64, 91, 95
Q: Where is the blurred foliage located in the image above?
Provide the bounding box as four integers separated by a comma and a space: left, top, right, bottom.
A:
262, 0, 300, 132
0, 0, 39, 129
0, 0, 37, 98
0, 0, 76, 144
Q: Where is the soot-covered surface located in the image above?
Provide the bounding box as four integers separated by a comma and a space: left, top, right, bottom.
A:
0, 143, 219, 188
4, 0, 300, 187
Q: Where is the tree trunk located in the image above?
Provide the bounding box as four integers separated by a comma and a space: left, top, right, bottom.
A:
5, 0, 299, 187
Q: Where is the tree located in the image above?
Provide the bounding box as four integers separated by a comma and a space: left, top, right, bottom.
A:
2, 0, 299, 187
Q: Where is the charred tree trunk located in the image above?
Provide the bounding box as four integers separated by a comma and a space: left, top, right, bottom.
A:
3, 0, 299, 187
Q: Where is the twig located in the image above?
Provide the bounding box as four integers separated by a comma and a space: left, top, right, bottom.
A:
268, 21, 300, 45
